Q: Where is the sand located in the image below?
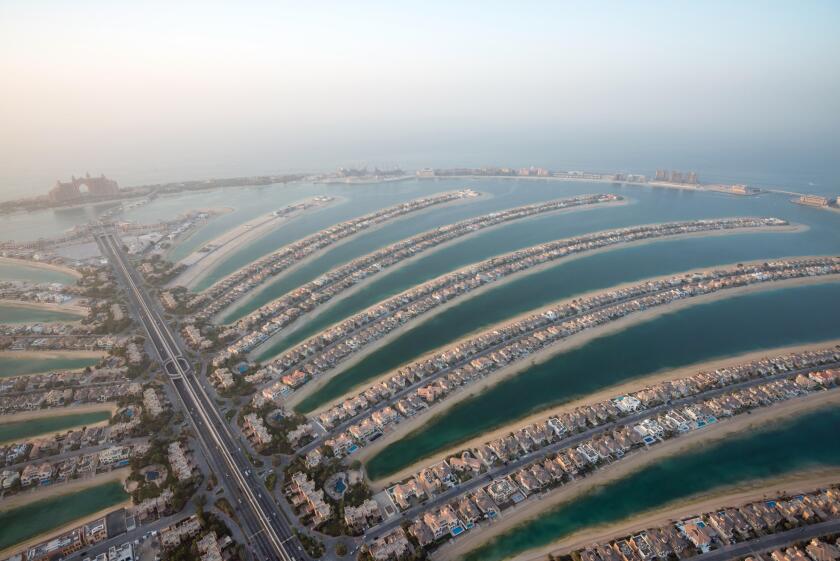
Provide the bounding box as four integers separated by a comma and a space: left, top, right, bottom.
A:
505, 469, 840, 561
172, 196, 340, 289
349, 271, 840, 473
0, 350, 104, 362
433, 389, 840, 561
0, 402, 118, 424
0, 257, 81, 279
285, 222, 804, 410
0, 497, 133, 560
215, 189, 491, 322
0, 298, 88, 317
0, 467, 129, 512
247, 196, 631, 355
366, 338, 840, 489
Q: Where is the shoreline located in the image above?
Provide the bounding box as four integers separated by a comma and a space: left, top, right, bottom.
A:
0, 497, 132, 560
0, 298, 88, 317
0, 402, 118, 424
171, 196, 340, 289
0, 467, 129, 512
506, 469, 840, 561
250, 196, 634, 364
291, 222, 804, 412
367, 338, 840, 490
0, 257, 81, 279
357, 271, 840, 476
433, 390, 840, 561
217, 189, 491, 323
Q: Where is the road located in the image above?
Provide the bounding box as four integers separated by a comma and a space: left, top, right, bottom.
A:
694, 518, 840, 561
96, 230, 307, 561
365, 361, 840, 540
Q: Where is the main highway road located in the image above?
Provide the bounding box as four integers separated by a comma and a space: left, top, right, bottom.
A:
96, 229, 307, 561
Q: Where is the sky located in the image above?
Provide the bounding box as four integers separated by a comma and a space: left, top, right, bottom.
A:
1, 1, 839, 198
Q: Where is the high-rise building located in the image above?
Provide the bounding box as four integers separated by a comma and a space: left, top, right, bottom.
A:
48, 173, 119, 202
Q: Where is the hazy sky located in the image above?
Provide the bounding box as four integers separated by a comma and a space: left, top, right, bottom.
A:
1, 1, 839, 197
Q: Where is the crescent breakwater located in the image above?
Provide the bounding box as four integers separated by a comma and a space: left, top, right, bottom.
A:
300, 257, 840, 465
220, 194, 625, 362
249, 217, 796, 413
184, 189, 481, 320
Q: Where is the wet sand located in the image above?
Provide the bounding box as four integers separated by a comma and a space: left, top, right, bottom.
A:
367, 339, 840, 489
434, 389, 840, 561
355, 270, 840, 475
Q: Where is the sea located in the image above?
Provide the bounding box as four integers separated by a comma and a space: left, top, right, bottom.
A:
0, 169, 838, 555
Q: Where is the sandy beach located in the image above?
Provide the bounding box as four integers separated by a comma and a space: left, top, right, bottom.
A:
355, 270, 840, 475
0, 350, 104, 361
216, 189, 491, 322
172, 196, 339, 289
248, 196, 632, 354
0, 467, 129, 512
504, 468, 840, 561
0, 402, 117, 424
433, 390, 840, 561
0, 257, 81, 279
285, 222, 803, 409
366, 338, 840, 489
0, 298, 87, 317
0, 496, 132, 560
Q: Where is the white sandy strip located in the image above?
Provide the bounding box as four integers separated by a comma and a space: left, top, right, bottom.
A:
354, 270, 840, 474
216, 190, 491, 323
286, 222, 804, 409
0, 349, 105, 362
367, 338, 840, 490
433, 390, 840, 561
0, 299, 87, 317
0, 490, 132, 560
504, 469, 840, 561
0, 402, 118, 424
250, 197, 634, 360
0, 467, 129, 512
172, 196, 340, 289
0, 257, 81, 279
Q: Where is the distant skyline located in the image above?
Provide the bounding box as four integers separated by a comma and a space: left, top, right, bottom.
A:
2, 1, 839, 199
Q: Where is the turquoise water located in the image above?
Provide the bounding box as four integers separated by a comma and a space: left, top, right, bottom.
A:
256, 182, 840, 364
462, 405, 840, 561
0, 304, 83, 324
365, 281, 840, 480
0, 410, 111, 444
0, 481, 128, 551
0, 262, 77, 284
295, 228, 831, 412
0, 355, 100, 378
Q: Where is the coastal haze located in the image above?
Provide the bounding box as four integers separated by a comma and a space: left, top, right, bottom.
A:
1, 4, 840, 561
1, 1, 840, 197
